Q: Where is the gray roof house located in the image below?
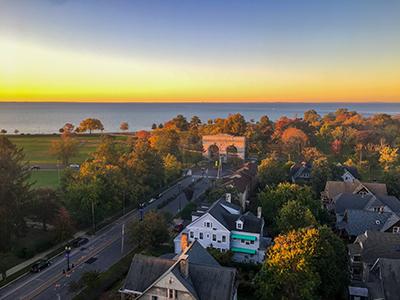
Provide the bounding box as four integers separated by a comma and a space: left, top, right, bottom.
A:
120, 241, 237, 300
332, 190, 400, 238
347, 231, 400, 300
174, 196, 269, 264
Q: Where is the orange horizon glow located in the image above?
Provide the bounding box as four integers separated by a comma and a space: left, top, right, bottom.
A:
1, 37, 400, 103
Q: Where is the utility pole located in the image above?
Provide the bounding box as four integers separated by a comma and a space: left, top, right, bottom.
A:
91, 199, 96, 234
121, 223, 125, 254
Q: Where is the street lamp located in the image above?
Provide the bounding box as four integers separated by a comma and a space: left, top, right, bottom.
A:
65, 246, 72, 271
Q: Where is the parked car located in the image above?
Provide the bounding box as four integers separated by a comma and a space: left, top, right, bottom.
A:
30, 165, 40, 170
149, 198, 156, 204
71, 237, 89, 248
30, 259, 51, 273
69, 164, 80, 169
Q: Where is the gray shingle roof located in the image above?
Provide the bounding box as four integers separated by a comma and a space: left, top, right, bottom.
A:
377, 195, 400, 213
351, 231, 400, 264
123, 255, 175, 293
208, 199, 263, 233
122, 241, 237, 300
339, 209, 392, 237
334, 193, 373, 215
369, 258, 400, 300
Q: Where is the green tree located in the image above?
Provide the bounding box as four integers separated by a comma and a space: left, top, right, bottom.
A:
30, 188, 59, 231
163, 154, 182, 183
50, 134, 79, 165
78, 118, 104, 134
258, 183, 318, 228
276, 200, 317, 233
129, 211, 169, 250
258, 152, 287, 187
0, 136, 31, 251
310, 156, 331, 196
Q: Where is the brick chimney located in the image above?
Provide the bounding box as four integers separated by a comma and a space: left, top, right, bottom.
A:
180, 233, 189, 253
257, 206, 262, 219
179, 254, 189, 278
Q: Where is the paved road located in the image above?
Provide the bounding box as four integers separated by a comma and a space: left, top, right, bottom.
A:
0, 176, 211, 300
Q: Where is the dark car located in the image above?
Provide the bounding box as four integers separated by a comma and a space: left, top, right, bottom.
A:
30, 259, 51, 273
71, 237, 89, 248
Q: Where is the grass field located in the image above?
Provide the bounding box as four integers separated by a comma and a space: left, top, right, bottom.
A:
8, 135, 103, 165
30, 169, 64, 188
8, 134, 128, 165
7, 134, 128, 188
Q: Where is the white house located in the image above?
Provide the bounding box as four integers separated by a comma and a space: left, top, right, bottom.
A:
174, 196, 268, 264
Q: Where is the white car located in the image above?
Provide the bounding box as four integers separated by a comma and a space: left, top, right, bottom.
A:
69, 164, 80, 169
149, 198, 156, 204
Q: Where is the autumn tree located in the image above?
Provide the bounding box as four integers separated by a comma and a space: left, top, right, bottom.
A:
165, 114, 189, 131
223, 113, 247, 136
0, 136, 31, 251
255, 227, 348, 300
53, 207, 74, 242
50, 134, 79, 165
78, 118, 104, 134
281, 127, 309, 160
379, 145, 399, 171
149, 128, 181, 158
129, 211, 169, 250
120, 121, 129, 132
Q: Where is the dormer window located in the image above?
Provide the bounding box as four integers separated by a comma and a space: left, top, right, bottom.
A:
236, 220, 243, 230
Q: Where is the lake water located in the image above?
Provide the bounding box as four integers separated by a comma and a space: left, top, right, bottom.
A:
1, 102, 400, 134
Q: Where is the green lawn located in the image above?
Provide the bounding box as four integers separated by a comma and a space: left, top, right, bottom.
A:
30, 169, 64, 188
8, 134, 128, 165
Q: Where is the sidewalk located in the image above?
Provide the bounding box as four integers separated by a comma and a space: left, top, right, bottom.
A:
1, 231, 86, 282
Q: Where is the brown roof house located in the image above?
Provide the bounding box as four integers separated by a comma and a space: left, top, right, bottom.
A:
347, 231, 400, 300
120, 240, 237, 300
321, 179, 388, 211
223, 162, 257, 209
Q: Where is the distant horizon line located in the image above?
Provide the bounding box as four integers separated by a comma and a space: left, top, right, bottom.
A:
1, 100, 400, 104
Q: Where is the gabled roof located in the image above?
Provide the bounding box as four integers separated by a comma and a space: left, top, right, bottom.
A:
325, 180, 387, 199
334, 193, 373, 215
369, 258, 400, 300
289, 162, 312, 179
123, 255, 175, 293
377, 195, 400, 213
207, 199, 263, 233
122, 241, 237, 300
350, 231, 400, 264
336, 164, 360, 179
339, 209, 392, 237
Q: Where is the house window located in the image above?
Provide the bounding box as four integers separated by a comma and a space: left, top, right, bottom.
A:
222, 235, 226, 243
205, 222, 211, 228
167, 289, 176, 299
393, 226, 400, 233
190, 231, 194, 238
212, 234, 216, 241
199, 232, 203, 239
250, 240, 254, 244
152, 296, 158, 300
236, 222, 243, 230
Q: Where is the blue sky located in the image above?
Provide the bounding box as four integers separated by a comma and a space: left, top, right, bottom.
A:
1, 0, 400, 102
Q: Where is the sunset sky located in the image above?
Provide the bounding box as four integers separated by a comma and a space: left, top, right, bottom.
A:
1, 0, 400, 102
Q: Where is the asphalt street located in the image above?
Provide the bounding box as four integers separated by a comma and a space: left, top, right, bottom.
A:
0, 176, 211, 300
